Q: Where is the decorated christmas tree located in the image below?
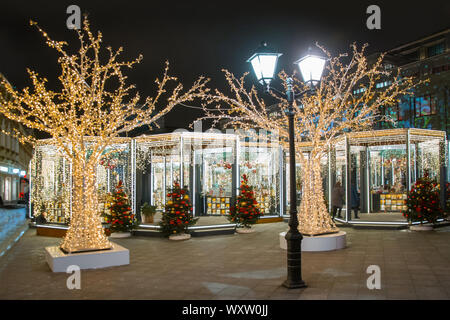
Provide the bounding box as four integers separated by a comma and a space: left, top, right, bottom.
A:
229, 174, 262, 228
103, 180, 137, 233
159, 181, 198, 236
403, 172, 444, 225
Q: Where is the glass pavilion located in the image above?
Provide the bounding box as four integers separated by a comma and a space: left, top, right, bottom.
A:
30, 128, 447, 228
329, 128, 446, 225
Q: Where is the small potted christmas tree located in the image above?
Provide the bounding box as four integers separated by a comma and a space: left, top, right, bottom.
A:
159, 181, 198, 240
103, 180, 138, 238
403, 172, 444, 231
229, 174, 262, 233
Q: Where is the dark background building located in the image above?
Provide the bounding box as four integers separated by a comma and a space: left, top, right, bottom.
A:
371, 29, 450, 136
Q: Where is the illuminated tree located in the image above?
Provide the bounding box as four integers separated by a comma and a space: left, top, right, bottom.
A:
200, 43, 419, 235
0, 19, 209, 253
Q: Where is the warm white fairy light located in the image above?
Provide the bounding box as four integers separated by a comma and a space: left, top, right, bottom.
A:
200, 43, 422, 235
0, 18, 209, 253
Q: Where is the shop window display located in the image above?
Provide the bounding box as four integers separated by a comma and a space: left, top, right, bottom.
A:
329, 129, 446, 223
31, 138, 133, 225
240, 142, 281, 216
135, 132, 237, 225
96, 140, 133, 222
135, 134, 181, 215
31, 142, 71, 224
194, 134, 236, 218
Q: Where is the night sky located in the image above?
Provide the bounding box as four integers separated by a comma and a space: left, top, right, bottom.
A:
1, 0, 449, 130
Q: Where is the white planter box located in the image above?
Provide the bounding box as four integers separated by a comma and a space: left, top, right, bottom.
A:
280, 231, 346, 252
109, 232, 132, 238
45, 242, 129, 272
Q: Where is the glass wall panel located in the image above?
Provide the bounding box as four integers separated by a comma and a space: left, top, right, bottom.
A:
135, 132, 237, 227
415, 139, 441, 181
135, 135, 180, 226
31, 144, 71, 224
332, 139, 347, 221
367, 145, 408, 221
240, 142, 281, 216
96, 141, 133, 221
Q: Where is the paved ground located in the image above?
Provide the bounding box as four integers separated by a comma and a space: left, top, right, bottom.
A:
354, 212, 405, 222
0, 222, 449, 300
0, 208, 27, 258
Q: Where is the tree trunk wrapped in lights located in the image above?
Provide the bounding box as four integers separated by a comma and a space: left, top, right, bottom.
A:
200, 43, 421, 236
0, 18, 209, 253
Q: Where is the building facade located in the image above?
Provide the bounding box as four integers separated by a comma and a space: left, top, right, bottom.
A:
368, 29, 450, 135
0, 73, 33, 204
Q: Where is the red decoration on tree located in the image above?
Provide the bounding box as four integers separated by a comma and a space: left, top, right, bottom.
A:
159, 181, 198, 236
403, 172, 444, 225
103, 180, 137, 233
229, 174, 262, 228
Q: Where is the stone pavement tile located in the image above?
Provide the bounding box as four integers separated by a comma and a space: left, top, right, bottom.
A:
439, 280, 450, 289
383, 277, 413, 287
266, 287, 304, 300
250, 284, 279, 294
144, 290, 191, 300
431, 266, 450, 275
414, 285, 448, 300
213, 295, 241, 300
356, 288, 387, 300
432, 273, 450, 281
189, 294, 219, 300
330, 281, 359, 292
240, 289, 275, 300
407, 264, 432, 272
386, 285, 417, 300
327, 292, 357, 300
409, 274, 440, 286
215, 286, 253, 299
298, 287, 329, 300
440, 283, 450, 298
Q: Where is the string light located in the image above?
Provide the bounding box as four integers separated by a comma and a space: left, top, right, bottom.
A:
0, 18, 209, 253
199, 43, 422, 236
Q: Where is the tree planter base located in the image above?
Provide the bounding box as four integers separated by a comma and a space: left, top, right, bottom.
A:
109, 232, 132, 238
279, 231, 346, 252
236, 228, 255, 234
169, 233, 191, 241
410, 225, 433, 231
45, 242, 129, 272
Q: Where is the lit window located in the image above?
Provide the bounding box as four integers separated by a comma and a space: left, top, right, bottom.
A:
427, 42, 445, 57
415, 95, 437, 117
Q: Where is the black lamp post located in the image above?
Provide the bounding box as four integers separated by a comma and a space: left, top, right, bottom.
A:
247, 42, 325, 289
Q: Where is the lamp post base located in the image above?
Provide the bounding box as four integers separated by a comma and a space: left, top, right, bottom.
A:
282, 279, 307, 289
283, 231, 307, 289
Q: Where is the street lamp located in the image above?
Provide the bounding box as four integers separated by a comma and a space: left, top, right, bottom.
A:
247, 42, 283, 89
247, 42, 325, 289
